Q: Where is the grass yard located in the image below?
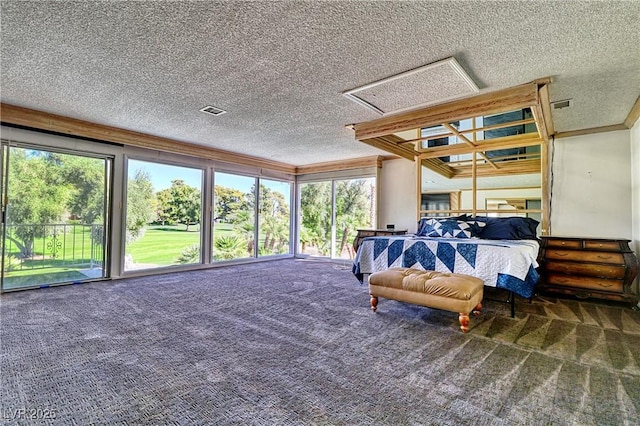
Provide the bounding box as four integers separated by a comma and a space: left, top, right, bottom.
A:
126, 226, 202, 265
126, 223, 238, 266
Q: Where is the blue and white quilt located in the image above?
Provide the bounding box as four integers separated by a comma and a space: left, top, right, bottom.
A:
352, 236, 540, 298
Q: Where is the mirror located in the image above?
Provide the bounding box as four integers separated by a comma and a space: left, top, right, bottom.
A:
352, 81, 552, 234
418, 107, 544, 233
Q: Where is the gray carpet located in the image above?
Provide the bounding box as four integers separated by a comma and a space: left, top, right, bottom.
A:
1, 259, 639, 425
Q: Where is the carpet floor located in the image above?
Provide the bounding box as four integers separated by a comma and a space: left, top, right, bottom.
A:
1, 258, 639, 425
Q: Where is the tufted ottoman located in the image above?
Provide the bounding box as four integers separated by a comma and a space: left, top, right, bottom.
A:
368, 267, 484, 333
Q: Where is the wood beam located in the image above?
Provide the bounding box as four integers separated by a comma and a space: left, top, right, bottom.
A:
554, 124, 628, 139
442, 122, 499, 170
358, 135, 418, 161
624, 95, 640, 129
295, 156, 383, 175
0, 103, 297, 174
353, 82, 539, 140
421, 158, 455, 179
417, 134, 542, 159
537, 82, 555, 138
451, 158, 541, 178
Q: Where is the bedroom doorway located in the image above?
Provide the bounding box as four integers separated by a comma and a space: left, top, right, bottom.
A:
0, 143, 111, 291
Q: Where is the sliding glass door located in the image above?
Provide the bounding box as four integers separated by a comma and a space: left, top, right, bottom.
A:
335, 178, 376, 259
258, 179, 291, 257
299, 177, 376, 259
1, 144, 110, 291
213, 172, 293, 261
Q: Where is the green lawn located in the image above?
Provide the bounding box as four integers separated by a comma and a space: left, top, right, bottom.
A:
126, 226, 202, 265
126, 223, 237, 266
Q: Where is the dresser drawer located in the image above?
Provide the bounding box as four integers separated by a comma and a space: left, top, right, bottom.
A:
544, 249, 624, 265
544, 239, 582, 249
544, 261, 626, 279
583, 240, 623, 251
545, 273, 624, 293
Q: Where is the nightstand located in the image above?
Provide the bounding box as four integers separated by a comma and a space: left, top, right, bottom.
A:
538, 236, 639, 305
353, 229, 407, 253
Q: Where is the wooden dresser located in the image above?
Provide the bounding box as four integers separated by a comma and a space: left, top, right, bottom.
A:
538, 236, 639, 305
353, 229, 407, 253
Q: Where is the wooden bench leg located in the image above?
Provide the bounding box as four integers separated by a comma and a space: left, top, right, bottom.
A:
472, 302, 482, 317
370, 295, 378, 312
458, 313, 470, 333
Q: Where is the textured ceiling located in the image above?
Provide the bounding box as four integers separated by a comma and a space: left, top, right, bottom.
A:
1, 1, 639, 166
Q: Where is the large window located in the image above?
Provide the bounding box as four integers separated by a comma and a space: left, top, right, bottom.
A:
299, 182, 332, 256
258, 179, 291, 257
124, 159, 203, 271
213, 172, 292, 261
1, 144, 110, 290
299, 177, 376, 259
212, 172, 256, 261
0, 127, 298, 292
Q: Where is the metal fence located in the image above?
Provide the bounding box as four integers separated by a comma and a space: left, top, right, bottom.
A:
3, 223, 104, 272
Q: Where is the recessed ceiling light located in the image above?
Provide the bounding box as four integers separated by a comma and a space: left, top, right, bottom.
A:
199, 105, 227, 116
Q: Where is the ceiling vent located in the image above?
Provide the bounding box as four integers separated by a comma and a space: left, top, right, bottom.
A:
199, 105, 227, 116
552, 99, 572, 110
342, 57, 479, 116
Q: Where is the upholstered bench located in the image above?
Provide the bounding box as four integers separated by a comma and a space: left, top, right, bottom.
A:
368, 267, 484, 333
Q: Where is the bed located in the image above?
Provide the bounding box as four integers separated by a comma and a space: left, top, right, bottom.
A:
352, 216, 542, 315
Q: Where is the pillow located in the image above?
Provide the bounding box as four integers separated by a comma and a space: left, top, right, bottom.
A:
417, 215, 468, 236
417, 218, 475, 239
472, 216, 539, 240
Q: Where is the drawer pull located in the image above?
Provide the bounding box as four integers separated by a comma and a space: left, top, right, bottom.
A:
554, 252, 568, 257
597, 282, 614, 288
597, 255, 612, 260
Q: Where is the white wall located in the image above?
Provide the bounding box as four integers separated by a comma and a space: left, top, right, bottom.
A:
551, 130, 632, 239
630, 119, 640, 297
378, 158, 417, 233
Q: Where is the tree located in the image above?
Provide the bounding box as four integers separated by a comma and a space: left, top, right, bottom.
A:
156, 180, 201, 230
58, 154, 105, 224
255, 184, 289, 254
6, 149, 71, 257
300, 182, 332, 255
213, 235, 248, 260
126, 169, 156, 243
335, 180, 373, 257
155, 188, 174, 225
214, 186, 247, 223
232, 210, 255, 255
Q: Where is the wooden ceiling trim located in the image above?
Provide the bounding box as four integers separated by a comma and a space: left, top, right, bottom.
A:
451, 158, 541, 178
554, 124, 628, 139
416, 134, 542, 159
537, 82, 555, 138
295, 155, 383, 174
442, 123, 500, 170
420, 158, 455, 179
0, 103, 297, 174
624, 95, 640, 129
353, 82, 539, 140
358, 135, 418, 161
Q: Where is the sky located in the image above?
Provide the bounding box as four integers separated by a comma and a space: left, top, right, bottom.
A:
128, 159, 290, 196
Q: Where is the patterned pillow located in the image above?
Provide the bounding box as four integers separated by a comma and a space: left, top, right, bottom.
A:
465, 219, 487, 237
421, 218, 475, 238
